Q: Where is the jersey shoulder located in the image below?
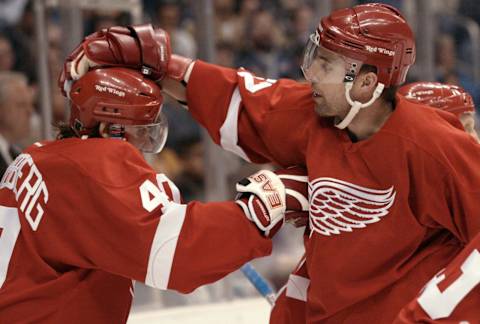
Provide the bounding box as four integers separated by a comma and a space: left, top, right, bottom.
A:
26, 138, 153, 187
241, 74, 315, 116
388, 98, 480, 174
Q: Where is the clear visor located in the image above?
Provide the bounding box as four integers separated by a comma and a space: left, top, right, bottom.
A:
124, 112, 168, 154
301, 32, 362, 84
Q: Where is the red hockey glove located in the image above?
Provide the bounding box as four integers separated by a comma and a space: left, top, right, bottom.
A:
236, 166, 309, 237
58, 24, 193, 96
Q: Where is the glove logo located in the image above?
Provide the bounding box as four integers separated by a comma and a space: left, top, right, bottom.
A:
309, 178, 396, 236
252, 174, 282, 209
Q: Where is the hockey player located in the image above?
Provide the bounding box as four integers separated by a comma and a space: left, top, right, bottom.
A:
398, 81, 479, 142
392, 82, 480, 322
0, 67, 308, 323
58, 3, 480, 323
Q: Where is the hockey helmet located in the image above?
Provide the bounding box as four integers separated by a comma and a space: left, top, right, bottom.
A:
302, 3, 415, 87
398, 82, 475, 116
69, 67, 167, 153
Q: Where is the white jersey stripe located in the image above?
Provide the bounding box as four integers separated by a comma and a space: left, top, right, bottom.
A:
0, 206, 21, 289
145, 203, 187, 289
286, 274, 310, 302
219, 87, 251, 162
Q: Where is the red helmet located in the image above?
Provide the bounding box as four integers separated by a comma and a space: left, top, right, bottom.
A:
398, 82, 475, 116
318, 3, 415, 87
69, 67, 162, 132
69, 68, 168, 153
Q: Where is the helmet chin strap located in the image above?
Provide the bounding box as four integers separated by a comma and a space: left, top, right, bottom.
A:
335, 82, 385, 129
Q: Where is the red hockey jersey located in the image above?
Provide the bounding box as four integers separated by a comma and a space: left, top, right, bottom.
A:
0, 138, 271, 323
394, 232, 480, 323
185, 61, 480, 323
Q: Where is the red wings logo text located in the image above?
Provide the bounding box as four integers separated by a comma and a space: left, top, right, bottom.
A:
309, 178, 396, 236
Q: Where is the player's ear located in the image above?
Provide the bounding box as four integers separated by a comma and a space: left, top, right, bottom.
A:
352, 71, 378, 100
360, 71, 377, 91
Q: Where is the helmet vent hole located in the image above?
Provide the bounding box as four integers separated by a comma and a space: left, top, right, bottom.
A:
114, 108, 119, 113
72, 87, 81, 95
139, 92, 150, 97
102, 107, 107, 111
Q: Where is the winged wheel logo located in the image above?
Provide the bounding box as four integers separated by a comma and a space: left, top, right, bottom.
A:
309, 178, 396, 236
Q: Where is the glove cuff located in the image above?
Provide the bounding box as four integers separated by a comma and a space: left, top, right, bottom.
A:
168, 55, 194, 82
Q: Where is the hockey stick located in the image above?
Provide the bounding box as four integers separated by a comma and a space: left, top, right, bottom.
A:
240, 262, 276, 305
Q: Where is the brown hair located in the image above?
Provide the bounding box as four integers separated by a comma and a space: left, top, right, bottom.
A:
55, 122, 101, 140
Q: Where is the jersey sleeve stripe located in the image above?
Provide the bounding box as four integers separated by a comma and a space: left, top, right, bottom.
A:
286, 273, 310, 302
0, 206, 21, 288
145, 203, 187, 289
219, 87, 251, 162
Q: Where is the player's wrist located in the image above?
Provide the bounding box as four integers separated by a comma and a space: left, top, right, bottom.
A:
167, 55, 194, 83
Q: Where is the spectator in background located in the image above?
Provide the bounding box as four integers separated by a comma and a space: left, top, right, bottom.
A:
435, 33, 480, 107
331, 0, 355, 10
457, 0, 480, 66
290, 4, 314, 47
155, 0, 196, 58
2, 1, 37, 84
160, 102, 204, 201
214, 0, 241, 46
215, 41, 236, 68
357, 0, 403, 9
83, 10, 131, 36
0, 0, 29, 28
458, 0, 480, 27
0, 35, 15, 72
235, 10, 288, 78
436, 34, 458, 79
279, 4, 315, 80
0, 72, 33, 177
173, 136, 205, 202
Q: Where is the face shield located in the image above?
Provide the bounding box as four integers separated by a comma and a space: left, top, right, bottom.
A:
118, 111, 169, 154
301, 31, 362, 85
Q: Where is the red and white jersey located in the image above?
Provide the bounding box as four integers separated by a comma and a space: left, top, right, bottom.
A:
270, 253, 309, 324
185, 61, 480, 323
0, 138, 271, 323
394, 232, 480, 323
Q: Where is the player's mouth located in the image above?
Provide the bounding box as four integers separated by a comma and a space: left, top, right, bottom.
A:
312, 91, 322, 98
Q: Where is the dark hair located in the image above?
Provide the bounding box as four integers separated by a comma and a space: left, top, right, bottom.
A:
55, 122, 101, 140
359, 64, 398, 106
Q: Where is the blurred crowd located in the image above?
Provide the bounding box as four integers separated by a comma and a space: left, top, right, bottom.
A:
1, 0, 480, 308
